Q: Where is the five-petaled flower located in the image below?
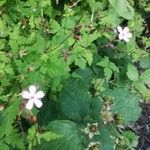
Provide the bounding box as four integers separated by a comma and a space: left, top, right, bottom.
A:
83, 123, 100, 139
21, 85, 45, 110
117, 26, 132, 42
86, 142, 101, 150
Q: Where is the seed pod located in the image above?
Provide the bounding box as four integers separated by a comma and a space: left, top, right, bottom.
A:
74, 34, 81, 40
27, 114, 37, 124
21, 18, 29, 27
19, 102, 25, 112
28, 66, 34, 72
74, 25, 83, 33
38, 127, 46, 134
30, 115, 37, 124
114, 114, 123, 124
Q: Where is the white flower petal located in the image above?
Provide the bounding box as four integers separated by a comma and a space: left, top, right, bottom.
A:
123, 37, 129, 42
93, 123, 98, 126
114, 29, 117, 33
33, 99, 43, 108
95, 131, 100, 135
29, 85, 37, 95
88, 142, 100, 149
35, 91, 45, 99
26, 100, 34, 110
83, 127, 90, 134
127, 32, 132, 38
21, 91, 30, 99
117, 26, 123, 33
89, 133, 94, 139
118, 33, 124, 40
88, 142, 95, 147
87, 123, 91, 127
123, 27, 129, 33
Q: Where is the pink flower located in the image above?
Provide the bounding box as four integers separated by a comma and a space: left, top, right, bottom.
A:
117, 26, 132, 42
21, 85, 45, 110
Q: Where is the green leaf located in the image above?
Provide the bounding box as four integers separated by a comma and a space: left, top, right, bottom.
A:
71, 45, 93, 69
72, 68, 94, 86
139, 69, 150, 84
109, 62, 119, 73
102, 88, 141, 125
9, 40, 18, 52
0, 39, 5, 50
0, 141, 9, 150
0, 51, 9, 63
90, 97, 103, 119
50, 20, 61, 34
36, 120, 85, 150
97, 57, 109, 67
83, 50, 93, 66
96, 126, 115, 150
5, 129, 25, 150
40, 0, 51, 8
59, 77, 92, 121
28, 33, 46, 53
100, 8, 122, 27
109, 0, 134, 20
4, 65, 14, 75
0, 97, 20, 138
0, 0, 6, 7
104, 67, 113, 81
27, 126, 37, 149
74, 57, 87, 69
37, 131, 61, 144
122, 131, 138, 148
41, 51, 70, 79
86, 0, 95, 13
79, 30, 100, 47
140, 56, 150, 69
127, 64, 139, 81
116, 130, 138, 149
37, 99, 58, 126
134, 81, 147, 94
97, 57, 115, 81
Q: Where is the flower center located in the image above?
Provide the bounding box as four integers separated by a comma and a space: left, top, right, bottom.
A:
89, 144, 100, 150
89, 125, 98, 132
30, 96, 34, 99
121, 33, 126, 37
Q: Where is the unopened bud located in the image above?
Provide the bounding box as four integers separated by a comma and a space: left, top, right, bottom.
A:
0, 104, 4, 111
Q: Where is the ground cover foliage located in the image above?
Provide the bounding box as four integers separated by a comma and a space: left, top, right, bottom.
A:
0, 0, 150, 149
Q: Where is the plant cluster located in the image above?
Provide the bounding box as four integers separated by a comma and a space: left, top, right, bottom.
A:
0, 0, 149, 149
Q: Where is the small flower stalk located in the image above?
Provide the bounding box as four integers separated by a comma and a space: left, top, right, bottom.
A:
21, 85, 45, 110
117, 26, 132, 42
86, 142, 101, 150
83, 123, 100, 139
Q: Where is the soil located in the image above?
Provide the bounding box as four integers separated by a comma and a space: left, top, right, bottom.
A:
134, 103, 150, 150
